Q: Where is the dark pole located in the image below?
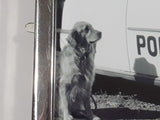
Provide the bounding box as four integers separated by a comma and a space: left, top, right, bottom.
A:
56, 0, 65, 51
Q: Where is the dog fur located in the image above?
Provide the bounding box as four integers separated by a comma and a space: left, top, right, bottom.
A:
59, 21, 102, 120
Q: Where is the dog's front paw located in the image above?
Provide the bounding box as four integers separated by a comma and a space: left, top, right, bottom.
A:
64, 114, 73, 120
93, 115, 101, 120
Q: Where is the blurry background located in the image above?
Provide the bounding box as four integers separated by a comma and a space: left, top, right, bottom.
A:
0, 0, 34, 120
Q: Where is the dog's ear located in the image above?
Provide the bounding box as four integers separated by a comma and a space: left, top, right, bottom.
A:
72, 30, 79, 40
67, 30, 79, 47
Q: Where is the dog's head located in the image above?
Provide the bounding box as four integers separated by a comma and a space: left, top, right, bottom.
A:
67, 22, 102, 49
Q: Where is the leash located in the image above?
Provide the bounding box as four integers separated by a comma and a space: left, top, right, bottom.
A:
91, 95, 97, 110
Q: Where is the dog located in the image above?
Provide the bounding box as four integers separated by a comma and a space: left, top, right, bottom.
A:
59, 21, 102, 120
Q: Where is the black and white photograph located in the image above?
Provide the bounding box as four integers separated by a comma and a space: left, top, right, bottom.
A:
1, 0, 160, 120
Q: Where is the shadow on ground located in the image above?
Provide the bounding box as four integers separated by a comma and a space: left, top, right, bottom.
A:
93, 108, 160, 120
74, 108, 160, 120
93, 74, 160, 105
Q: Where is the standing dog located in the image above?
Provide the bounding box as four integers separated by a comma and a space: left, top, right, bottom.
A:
59, 21, 102, 120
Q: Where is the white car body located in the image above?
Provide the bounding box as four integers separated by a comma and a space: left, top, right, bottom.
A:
61, 0, 160, 86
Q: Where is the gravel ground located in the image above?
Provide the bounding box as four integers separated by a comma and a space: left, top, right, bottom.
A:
91, 93, 160, 112
90, 93, 160, 120
89, 74, 160, 120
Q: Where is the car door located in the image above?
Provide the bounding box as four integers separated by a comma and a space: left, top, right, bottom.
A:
127, 0, 160, 77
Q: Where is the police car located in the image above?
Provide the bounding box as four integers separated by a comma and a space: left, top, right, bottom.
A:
61, 0, 160, 86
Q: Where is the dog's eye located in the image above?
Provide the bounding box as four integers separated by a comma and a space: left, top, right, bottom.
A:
84, 26, 89, 33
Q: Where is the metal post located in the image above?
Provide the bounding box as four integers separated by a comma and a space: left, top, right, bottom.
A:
32, 0, 57, 120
